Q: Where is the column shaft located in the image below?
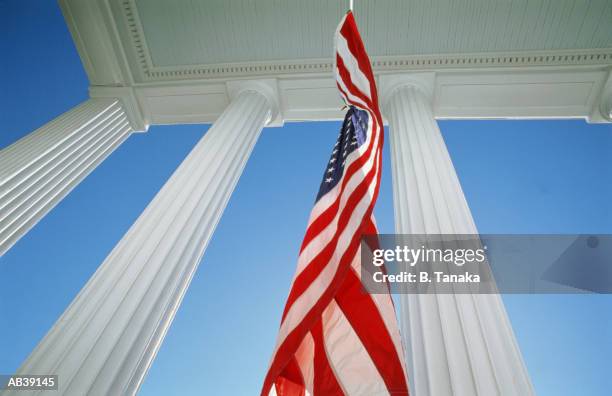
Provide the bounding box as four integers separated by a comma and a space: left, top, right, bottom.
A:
11, 91, 271, 395
0, 98, 132, 255
386, 86, 534, 396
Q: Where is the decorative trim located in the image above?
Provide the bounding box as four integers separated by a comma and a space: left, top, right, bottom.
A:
373, 51, 612, 71
138, 51, 612, 82
121, 0, 153, 79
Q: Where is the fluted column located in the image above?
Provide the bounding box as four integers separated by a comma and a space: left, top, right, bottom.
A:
0, 98, 133, 256
384, 84, 534, 396
599, 87, 612, 122
10, 89, 272, 396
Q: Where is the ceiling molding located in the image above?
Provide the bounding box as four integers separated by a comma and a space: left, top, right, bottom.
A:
134, 49, 612, 82
120, 0, 153, 79
133, 49, 612, 82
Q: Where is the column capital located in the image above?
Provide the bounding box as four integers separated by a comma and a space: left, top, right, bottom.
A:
226, 78, 283, 127
89, 86, 148, 132
589, 69, 612, 123
598, 80, 612, 123
378, 72, 436, 111
601, 95, 612, 122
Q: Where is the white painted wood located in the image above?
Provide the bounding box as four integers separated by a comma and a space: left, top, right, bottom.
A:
0, 98, 132, 256
8, 90, 271, 396
58, 1, 612, 123
89, 86, 148, 132
117, 66, 611, 127
59, 0, 131, 86
434, 69, 607, 120
594, 71, 612, 122
131, 0, 612, 68
384, 84, 534, 396
60, 1, 612, 85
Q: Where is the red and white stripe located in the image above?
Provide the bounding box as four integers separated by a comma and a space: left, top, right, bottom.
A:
262, 11, 409, 396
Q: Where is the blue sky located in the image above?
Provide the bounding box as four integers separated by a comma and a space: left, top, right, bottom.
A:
1, 2, 611, 395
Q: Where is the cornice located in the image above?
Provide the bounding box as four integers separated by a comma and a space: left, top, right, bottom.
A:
146, 50, 612, 82
139, 51, 612, 83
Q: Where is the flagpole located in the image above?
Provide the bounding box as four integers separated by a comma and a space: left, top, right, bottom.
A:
349, 0, 353, 12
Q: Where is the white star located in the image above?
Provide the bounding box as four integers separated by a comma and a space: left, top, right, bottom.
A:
325, 177, 333, 183
351, 141, 358, 146
327, 167, 334, 173
332, 149, 338, 154
343, 150, 348, 157
330, 157, 336, 163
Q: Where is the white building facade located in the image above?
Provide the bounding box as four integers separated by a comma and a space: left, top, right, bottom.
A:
1, 0, 611, 394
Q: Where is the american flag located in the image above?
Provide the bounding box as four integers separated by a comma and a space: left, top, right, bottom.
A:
261, 11, 409, 396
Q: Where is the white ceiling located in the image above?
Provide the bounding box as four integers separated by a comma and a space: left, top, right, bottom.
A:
134, 0, 612, 67
60, 0, 612, 126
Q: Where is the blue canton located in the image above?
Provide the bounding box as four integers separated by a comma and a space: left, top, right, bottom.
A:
316, 106, 369, 202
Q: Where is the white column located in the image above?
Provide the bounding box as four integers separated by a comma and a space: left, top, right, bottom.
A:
0, 98, 133, 256
384, 83, 534, 396
10, 89, 272, 395
599, 86, 612, 122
